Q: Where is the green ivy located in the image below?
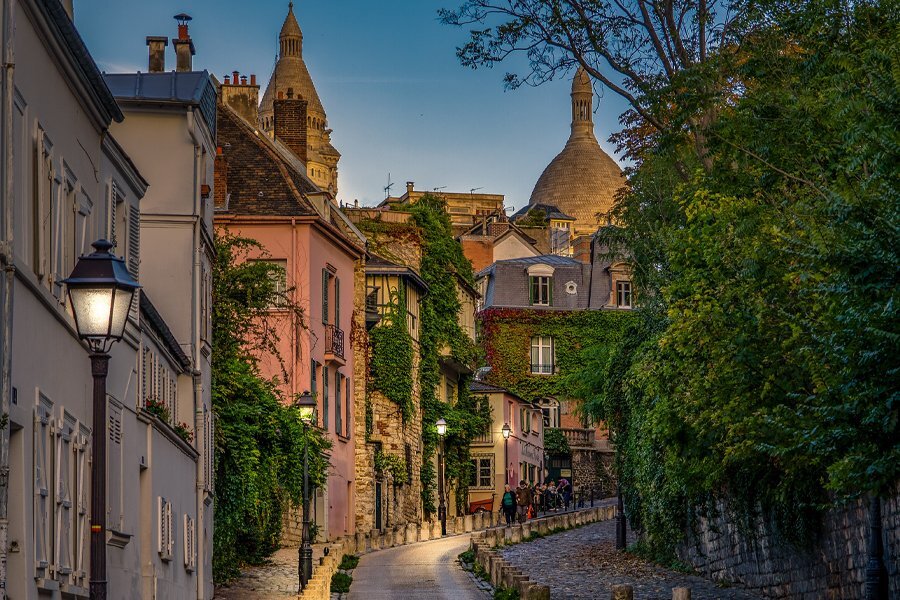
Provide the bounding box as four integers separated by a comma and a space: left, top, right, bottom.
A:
368, 287, 415, 421
543, 428, 570, 457
374, 448, 408, 483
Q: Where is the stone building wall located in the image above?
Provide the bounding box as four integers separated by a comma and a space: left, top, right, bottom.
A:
353, 256, 375, 532
570, 448, 616, 497
677, 483, 900, 599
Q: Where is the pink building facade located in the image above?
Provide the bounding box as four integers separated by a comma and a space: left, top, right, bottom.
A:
215, 101, 365, 540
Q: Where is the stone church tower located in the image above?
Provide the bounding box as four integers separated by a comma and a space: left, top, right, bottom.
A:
259, 2, 340, 194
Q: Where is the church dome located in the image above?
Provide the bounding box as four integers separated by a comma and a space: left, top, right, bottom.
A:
527, 68, 625, 235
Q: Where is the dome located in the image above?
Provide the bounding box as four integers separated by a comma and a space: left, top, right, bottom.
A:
527, 69, 625, 235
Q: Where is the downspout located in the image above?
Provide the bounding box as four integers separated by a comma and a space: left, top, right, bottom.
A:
186, 109, 207, 599
0, 2, 14, 597
586, 235, 596, 308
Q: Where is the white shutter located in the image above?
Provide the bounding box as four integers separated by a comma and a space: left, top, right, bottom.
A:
74, 424, 90, 583
203, 407, 213, 492
158, 497, 173, 560
183, 514, 196, 571
33, 400, 52, 576
107, 402, 123, 531
55, 414, 74, 578
126, 203, 140, 277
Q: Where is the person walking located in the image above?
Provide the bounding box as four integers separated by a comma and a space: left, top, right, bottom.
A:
500, 484, 516, 526
515, 480, 533, 524
559, 478, 572, 511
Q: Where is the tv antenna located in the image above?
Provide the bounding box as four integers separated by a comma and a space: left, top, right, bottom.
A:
470, 187, 484, 195
433, 186, 447, 192
384, 173, 393, 198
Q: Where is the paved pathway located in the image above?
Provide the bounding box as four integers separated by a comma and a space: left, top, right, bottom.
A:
215, 545, 326, 599
347, 535, 489, 600
500, 519, 762, 600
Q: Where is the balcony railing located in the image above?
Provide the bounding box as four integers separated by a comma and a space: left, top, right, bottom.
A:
557, 427, 595, 448
325, 323, 345, 362
530, 363, 555, 375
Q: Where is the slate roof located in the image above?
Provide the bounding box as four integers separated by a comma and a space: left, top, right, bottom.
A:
476, 253, 582, 278
511, 202, 576, 223
37, 0, 123, 123
104, 71, 217, 137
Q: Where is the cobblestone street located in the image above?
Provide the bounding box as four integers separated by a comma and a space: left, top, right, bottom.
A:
214, 545, 326, 599
500, 519, 763, 599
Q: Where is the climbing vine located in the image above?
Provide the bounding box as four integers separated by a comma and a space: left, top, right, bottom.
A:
408, 195, 492, 516
543, 428, 570, 457
368, 288, 415, 421
374, 448, 409, 484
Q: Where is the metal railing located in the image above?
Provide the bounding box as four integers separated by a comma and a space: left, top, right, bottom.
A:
325, 323, 344, 360
530, 363, 555, 375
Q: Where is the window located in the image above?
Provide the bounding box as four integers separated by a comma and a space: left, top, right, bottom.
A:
249, 259, 287, 307
183, 514, 196, 571
616, 281, 633, 308
345, 378, 352, 438
445, 378, 456, 404
469, 455, 493, 489
335, 277, 341, 328
310, 360, 319, 427
530, 336, 554, 374
529, 276, 552, 306
520, 407, 531, 433
322, 366, 330, 430
157, 496, 174, 561
335, 372, 343, 435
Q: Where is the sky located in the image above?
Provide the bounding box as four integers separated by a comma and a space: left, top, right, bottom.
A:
76, 0, 629, 212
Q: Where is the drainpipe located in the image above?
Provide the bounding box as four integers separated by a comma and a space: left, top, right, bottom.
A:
0, 2, 15, 597
186, 109, 207, 599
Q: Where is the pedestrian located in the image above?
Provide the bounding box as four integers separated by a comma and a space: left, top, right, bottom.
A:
501, 484, 516, 526
515, 479, 533, 524
559, 478, 572, 511
546, 480, 558, 511
532, 483, 543, 515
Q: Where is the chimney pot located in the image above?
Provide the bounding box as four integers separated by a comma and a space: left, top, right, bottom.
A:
250, 74, 256, 85
278, 91, 284, 100
173, 14, 195, 72
406, 182, 415, 194
224, 75, 231, 84
241, 75, 247, 85
232, 70, 239, 82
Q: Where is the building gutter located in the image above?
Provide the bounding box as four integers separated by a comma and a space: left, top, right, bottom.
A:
0, 1, 14, 595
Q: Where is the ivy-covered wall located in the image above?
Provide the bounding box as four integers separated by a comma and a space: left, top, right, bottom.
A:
480, 307, 637, 404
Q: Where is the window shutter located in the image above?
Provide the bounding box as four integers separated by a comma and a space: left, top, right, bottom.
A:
74, 424, 90, 583
323, 367, 329, 429
108, 402, 123, 532
204, 407, 214, 492
346, 378, 351, 438
335, 277, 340, 328
55, 415, 75, 577
126, 204, 140, 277
335, 373, 342, 435
33, 401, 52, 576
183, 514, 196, 571
158, 497, 173, 560
322, 269, 329, 325
548, 278, 553, 306
528, 277, 535, 305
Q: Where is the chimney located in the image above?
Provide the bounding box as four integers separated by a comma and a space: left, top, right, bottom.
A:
214, 147, 228, 211
220, 71, 260, 125
406, 181, 414, 195
172, 14, 195, 72
274, 94, 309, 163
146, 36, 168, 73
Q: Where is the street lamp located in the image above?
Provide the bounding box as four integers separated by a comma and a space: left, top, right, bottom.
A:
436, 418, 447, 535
501, 423, 511, 487
295, 391, 316, 591
62, 240, 140, 600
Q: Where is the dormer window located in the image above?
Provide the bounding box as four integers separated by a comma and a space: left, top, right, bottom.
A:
530, 276, 551, 306
616, 281, 632, 308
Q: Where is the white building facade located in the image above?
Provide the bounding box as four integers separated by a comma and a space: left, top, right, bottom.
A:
0, 1, 213, 598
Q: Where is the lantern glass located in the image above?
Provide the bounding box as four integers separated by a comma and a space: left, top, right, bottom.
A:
109, 286, 136, 339
436, 418, 447, 437
296, 391, 317, 425
68, 286, 116, 338
502, 423, 511, 439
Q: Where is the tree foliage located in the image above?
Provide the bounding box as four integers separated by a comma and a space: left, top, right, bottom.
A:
212, 233, 331, 582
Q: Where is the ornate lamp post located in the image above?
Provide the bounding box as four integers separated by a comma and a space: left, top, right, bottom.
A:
295, 391, 317, 591
63, 240, 140, 600
501, 423, 511, 487
436, 418, 448, 536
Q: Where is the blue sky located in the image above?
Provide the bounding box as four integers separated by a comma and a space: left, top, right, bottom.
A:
77, 0, 628, 211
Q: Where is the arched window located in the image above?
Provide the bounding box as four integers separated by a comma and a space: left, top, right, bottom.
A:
536, 398, 560, 428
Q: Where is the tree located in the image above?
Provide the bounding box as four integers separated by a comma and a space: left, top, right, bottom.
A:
440, 0, 744, 166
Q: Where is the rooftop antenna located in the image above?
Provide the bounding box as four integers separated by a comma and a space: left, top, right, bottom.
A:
470, 187, 484, 195
433, 186, 447, 192
384, 173, 393, 198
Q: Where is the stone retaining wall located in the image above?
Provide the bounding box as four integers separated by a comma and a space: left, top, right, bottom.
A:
468, 505, 618, 600
298, 502, 616, 598
677, 485, 900, 599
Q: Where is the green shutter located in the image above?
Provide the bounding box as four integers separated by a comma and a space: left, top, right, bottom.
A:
529, 276, 535, 305
335, 277, 341, 328
322, 269, 329, 325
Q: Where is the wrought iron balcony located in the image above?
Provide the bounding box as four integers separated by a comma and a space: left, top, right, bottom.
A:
325, 323, 345, 363
530, 363, 555, 375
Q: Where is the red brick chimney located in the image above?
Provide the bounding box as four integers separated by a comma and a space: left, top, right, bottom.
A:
146, 36, 168, 73
172, 14, 195, 72
273, 88, 308, 163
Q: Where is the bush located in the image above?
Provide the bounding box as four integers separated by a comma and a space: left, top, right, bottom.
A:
494, 586, 520, 600
338, 554, 359, 570
331, 572, 353, 594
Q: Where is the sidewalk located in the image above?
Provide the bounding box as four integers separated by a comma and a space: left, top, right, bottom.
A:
214, 544, 328, 599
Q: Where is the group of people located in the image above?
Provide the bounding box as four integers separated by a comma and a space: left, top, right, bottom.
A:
500, 478, 572, 526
